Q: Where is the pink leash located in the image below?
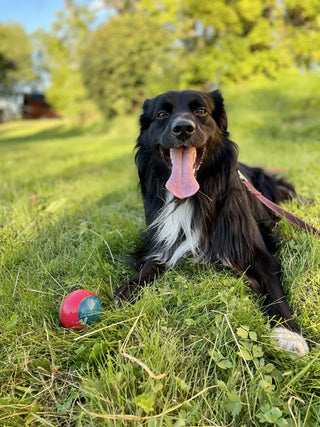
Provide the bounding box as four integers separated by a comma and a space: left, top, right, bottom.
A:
238, 170, 320, 237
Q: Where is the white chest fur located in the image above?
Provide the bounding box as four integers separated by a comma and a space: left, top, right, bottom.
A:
148, 193, 201, 266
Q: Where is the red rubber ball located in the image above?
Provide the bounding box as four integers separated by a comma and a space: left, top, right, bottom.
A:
59, 289, 102, 330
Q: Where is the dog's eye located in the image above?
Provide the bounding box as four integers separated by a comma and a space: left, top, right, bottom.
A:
157, 111, 169, 119
195, 107, 207, 116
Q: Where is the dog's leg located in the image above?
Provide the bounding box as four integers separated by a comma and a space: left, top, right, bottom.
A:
115, 259, 163, 304
243, 249, 309, 356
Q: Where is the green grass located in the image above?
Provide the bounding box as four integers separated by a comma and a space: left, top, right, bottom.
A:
0, 73, 319, 426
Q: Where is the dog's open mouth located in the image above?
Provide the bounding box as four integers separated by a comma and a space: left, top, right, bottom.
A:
159, 146, 206, 199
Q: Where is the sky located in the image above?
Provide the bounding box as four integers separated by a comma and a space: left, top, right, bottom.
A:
0, 0, 67, 33
0, 0, 109, 33
0, 0, 110, 99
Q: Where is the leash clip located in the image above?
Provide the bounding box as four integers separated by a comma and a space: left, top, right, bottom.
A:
237, 170, 248, 182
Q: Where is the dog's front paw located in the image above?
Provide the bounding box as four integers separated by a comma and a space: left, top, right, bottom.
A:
114, 283, 137, 305
271, 326, 309, 357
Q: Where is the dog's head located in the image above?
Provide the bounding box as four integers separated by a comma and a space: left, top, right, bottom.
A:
139, 90, 228, 199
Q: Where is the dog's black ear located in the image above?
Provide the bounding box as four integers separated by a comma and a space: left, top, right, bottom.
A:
208, 90, 228, 133
139, 99, 152, 132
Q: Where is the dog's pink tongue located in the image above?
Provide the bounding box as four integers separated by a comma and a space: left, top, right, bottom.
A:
166, 147, 199, 199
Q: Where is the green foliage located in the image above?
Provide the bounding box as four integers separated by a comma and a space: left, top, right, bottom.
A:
36, 5, 100, 121
36, 0, 320, 119
257, 404, 288, 426
224, 391, 242, 417
179, 0, 320, 86
81, 12, 177, 118
0, 23, 34, 91
0, 53, 15, 90
134, 392, 156, 413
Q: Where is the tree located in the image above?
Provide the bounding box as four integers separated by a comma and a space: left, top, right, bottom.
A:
0, 53, 16, 89
81, 12, 177, 118
178, 0, 320, 86
34, 0, 320, 121
37, 3, 99, 120
0, 23, 34, 92
102, 0, 137, 14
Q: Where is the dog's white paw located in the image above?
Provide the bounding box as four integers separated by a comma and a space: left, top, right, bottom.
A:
271, 326, 309, 357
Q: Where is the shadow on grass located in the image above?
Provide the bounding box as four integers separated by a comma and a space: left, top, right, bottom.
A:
0, 153, 139, 288
0, 120, 113, 145
2, 150, 136, 191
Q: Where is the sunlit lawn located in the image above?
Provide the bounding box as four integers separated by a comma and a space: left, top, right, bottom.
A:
0, 73, 319, 425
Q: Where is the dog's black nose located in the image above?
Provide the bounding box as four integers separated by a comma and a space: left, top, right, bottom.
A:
171, 119, 196, 140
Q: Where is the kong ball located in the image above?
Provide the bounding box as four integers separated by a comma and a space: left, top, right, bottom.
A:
59, 289, 102, 330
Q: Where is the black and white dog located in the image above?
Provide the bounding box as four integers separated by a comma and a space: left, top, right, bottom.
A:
115, 89, 309, 356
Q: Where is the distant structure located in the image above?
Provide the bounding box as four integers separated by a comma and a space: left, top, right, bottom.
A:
0, 99, 13, 123
22, 93, 60, 119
